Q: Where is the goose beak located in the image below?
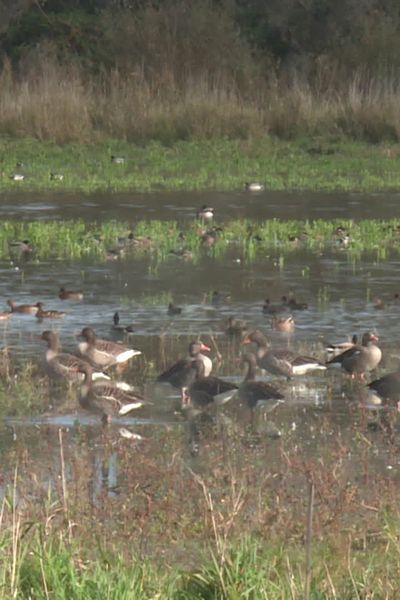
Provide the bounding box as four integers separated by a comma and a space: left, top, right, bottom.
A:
200, 342, 211, 352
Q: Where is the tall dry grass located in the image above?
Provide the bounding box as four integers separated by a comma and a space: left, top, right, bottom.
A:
2, 55, 400, 144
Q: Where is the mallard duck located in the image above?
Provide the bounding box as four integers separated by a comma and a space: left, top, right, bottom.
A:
271, 315, 295, 332
112, 312, 135, 334
196, 205, 214, 220
167, 303, 182, 316
36, 302, 65, 319
244, 182, 264, 192
78, 362, 149, 424
77, 327, 141, 369
325, 334, 358, 358
58, 287, 83, 301
7, 299, 38, 315
242, 329, 326, 379
238, 353, 284, 409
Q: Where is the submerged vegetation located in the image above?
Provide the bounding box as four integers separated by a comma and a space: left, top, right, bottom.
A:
1, 217, 400, 264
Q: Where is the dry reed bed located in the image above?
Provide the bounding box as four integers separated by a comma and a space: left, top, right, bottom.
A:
2, 58, 400, 144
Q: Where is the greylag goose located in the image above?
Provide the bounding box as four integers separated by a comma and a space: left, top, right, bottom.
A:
238, 353, 284, 409
78, 363, 149, 424
242, 330, 326, 380
77, 327, 141, 369
182, 359, 238, 408
326, 331, 381, 378
367, 372, 400, 405
41, 330, 109, 384
156, 340, 212, 393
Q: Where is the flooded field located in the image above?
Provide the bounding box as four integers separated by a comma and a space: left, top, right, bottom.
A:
1, 190, 400, 596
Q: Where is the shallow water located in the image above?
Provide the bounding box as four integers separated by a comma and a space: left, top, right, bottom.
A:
1, 190, 400, 529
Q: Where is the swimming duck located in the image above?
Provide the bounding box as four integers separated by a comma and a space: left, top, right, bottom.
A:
77, 327, 141, 369
78, 362, 149, 424
7, 299, 39, 315
112, 312, 135, 334
262, 299, 280, 315
41, 330, 110, 384
167, 303, 182, 316
156, 340, 212, 393
59, 287, 83, 301
244, 182, 264, 192
271, 315, 295, 332
326, 331, 382, 379
211, 290, 231, 307
182, 359, 238, 409
196, 205, 214, 220
242, 330, 326, 379
281, 295, 308, 311
36, 302, 65, 319
238, 353, 284, 409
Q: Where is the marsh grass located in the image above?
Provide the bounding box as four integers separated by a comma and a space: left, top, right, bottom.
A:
0, 218, 399, 266
1, 136, 400, 193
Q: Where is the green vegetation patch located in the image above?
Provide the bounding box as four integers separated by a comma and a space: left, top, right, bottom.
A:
1, 137, 400, 192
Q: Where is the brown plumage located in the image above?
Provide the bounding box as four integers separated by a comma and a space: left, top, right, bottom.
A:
7, 299, 38, 315
238, 353, 284, 409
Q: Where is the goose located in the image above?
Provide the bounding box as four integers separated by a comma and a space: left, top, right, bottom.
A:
156, 340, 212, 394
7, 299, 38, 315
77, 327, 141, 369
41, 330, 110, 384
77, 363, 149, 424
326, 331, 382, 379
242, 330, 326, 379
182, 359, 238, 409
238, 353, 284, 409
367, 372, 400, 406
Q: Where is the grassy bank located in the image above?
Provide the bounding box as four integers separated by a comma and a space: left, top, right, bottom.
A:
1, 137, 400, 193
1, 419, 400, 599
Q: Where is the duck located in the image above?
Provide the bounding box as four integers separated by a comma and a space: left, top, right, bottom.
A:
77, 327, 141, 369
50, 173, 64, 181
367, 372, 400, 405
7, 299, 39, 315
281, 295, 308, 311
0, 312, 11, 321
10, 173, 24, 181
156, 340, 213, 394
167, 303, 182, 316
211, 290, 231, 307
326, 331, 382, 379
242, 330, 326, 380
271, 315, 295, 333
8, 239, 32, 254
112, 311, 135, 334
182, 359, 238, 409
200, 227, 223, 246
196, 205, 214, 220
111, 155, 125, 164
325, 334, 358, 358
262, 298, 280, 315
373, 298, 385, 310
58, 287, 83, 301
225, 316, 247, 339
41, 330, 110, 384
244, 182, 264, 192
77, 362, 149, 424
35, 302, 65, 319
238, 353, 284, 409
334, 226, 350, 247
